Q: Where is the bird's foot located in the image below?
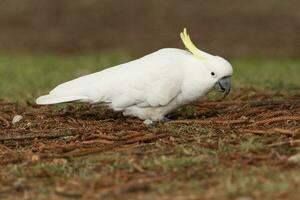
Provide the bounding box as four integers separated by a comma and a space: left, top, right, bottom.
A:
160, 117, 171, 123
143, 117, 170, 127
165, 113, 178, 120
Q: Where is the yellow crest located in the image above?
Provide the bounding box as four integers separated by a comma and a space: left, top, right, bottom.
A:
180, 28, 205, 60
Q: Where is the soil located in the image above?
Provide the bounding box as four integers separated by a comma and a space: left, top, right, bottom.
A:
0, 91, 300, 199
1, 91, 300, 164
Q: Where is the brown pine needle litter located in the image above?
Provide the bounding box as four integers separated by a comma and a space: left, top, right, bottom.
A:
0, 91, 300, 200
250, 116, 300, 126
0, 116, 10, 128
0, 92, 299, 165
169, 118, 248, 125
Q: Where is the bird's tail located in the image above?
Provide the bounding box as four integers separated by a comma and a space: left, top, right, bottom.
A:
36, 94, 88, 105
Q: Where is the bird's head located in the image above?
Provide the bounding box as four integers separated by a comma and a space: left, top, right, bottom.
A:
180, 28, 233, 98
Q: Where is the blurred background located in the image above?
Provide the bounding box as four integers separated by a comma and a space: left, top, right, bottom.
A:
0, 0, 299, 101
0, 0, 299, 58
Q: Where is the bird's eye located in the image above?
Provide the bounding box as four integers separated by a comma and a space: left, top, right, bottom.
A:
211, 72, 216, 77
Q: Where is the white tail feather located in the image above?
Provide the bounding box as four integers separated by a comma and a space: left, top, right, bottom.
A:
36, 94, 88, 105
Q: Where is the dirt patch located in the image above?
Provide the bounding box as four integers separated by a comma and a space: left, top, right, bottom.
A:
0, 91, 300, 199
1, 91, 299, 164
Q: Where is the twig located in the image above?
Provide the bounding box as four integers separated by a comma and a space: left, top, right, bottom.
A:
96, 134, 119, 141
272, 128, 299, 135
0, 156, 24, 165
0, 116, 10, 128
240, 128, 299, 136
250, 116, 300, 126
257, 110, 290, 119
82, 139, 114, 145
60, 143, 120, 158
268, 139, 300, 147
195, 99, 300, 108
120, 131, 146, 140
91, 131, 147, 141
240, 129, 266, 135
0, 130, 78, 141
0, 144, 13, 152
228, 107, 266, 118
169, 119, 247, 125
124, 133, 168, 144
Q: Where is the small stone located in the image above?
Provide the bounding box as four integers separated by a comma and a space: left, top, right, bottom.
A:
143, 119, 154, 126
240, 115, 248, 120
12, 115, 23, 125
287, 153, 300, 163
53, 158, 68, 165
31, 154, 40, 162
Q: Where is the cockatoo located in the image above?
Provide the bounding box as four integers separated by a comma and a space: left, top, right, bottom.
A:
36, 28, 233, 124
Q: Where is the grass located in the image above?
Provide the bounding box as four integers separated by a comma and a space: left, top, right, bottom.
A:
232, 58, 300, 91
0, 52, 299, 102
3, 148, 300, 199
0, 52, 130, 101
1, 52, 300, 199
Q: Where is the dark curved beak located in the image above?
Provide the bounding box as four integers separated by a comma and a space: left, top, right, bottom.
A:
214, 76, 231, 98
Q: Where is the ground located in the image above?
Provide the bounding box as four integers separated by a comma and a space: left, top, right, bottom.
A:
0, 55, 300, 200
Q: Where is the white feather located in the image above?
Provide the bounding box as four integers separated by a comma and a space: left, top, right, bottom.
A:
36, 48, 233, 122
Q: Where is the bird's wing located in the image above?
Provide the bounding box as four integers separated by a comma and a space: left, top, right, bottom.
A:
109, 61, 183, 110
94, 51, 184, 110
37, 49, 186, 108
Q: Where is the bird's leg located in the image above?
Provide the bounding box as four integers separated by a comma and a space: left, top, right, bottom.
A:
160, 116, 171, 123
144, 114, 173, 126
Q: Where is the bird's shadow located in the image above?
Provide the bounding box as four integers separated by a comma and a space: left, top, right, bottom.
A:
47, 103, 220, 122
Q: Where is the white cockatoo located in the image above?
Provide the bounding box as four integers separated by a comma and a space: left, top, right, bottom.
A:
36, 28, 233, 124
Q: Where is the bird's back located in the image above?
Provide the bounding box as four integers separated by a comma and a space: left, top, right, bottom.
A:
37, 48, 189, 106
